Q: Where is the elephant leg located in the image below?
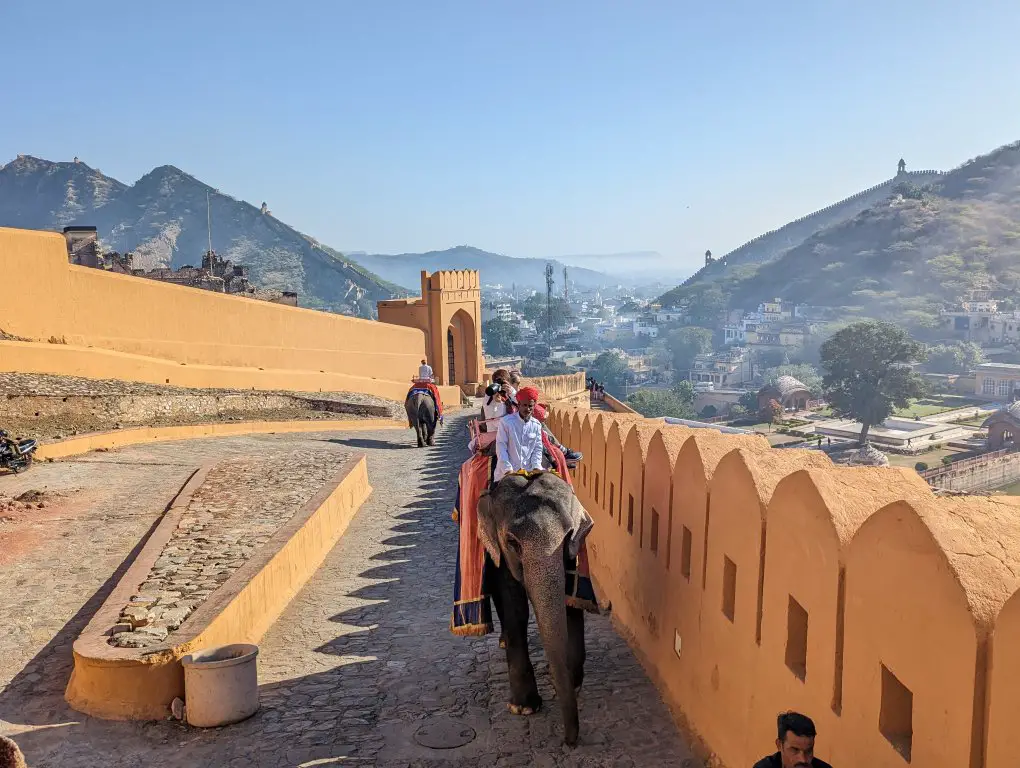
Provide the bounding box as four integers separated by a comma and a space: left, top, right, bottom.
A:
567, 606, 586, 691
484, 553, 507, 647
496, 559, 541, 714
415, 422, 425, 448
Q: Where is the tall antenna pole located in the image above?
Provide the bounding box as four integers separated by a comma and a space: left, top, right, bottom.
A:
545, 263, 554, 346
563, 266, 568, 303
206, 191, 213, 267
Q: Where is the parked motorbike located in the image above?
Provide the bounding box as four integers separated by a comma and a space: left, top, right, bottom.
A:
0, 429, 38, 473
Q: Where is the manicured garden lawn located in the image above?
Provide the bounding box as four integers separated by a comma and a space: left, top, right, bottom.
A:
892, 395, 986, 419
886, 446, 970, 469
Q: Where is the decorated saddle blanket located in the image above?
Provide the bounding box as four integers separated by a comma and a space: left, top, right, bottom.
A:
450, 458, 598, 638
407, 382, 444, 421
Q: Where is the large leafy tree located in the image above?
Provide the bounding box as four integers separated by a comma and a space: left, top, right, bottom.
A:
924, 341, 985, 374
820, 321, 928, 445
627, 388, 695, 419
587, 351, 630, 396
482, 319, 521, 356
627, 380, 696, 419
666, 327, 714, 372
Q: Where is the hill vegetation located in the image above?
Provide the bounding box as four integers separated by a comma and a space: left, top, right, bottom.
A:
347, 245, 622, 291
0, 156, 404, 317
660, 140, 1020, 330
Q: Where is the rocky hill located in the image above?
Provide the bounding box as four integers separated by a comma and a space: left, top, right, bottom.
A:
0, 156, 404, 317
347, 245, 624, 291
662, 165, 945, 300
666, 140, 1020, 327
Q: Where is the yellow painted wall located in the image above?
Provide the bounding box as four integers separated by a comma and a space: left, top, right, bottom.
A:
547, 405, 1020, 768
0, 227, 459, 402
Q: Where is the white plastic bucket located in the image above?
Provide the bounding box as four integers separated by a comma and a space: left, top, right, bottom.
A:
180, 643, 259, 727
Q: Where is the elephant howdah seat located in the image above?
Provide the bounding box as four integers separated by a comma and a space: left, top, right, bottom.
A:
450, 462, 598, 638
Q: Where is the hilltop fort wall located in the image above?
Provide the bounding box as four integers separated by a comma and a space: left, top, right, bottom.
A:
548, 404, 1020, 768
0, 227, 458, 403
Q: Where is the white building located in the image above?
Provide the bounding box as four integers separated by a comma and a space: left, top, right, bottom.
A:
633, 318, 659, 338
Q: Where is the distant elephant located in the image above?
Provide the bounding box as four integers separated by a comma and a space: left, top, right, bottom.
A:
477, 471, 594, 746
405, 391, 437, 448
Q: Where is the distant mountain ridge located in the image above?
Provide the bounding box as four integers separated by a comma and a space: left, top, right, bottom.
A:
671, 165, 946, 293
347, 245, 627, 291
0, 155, 404, 317
662, 139, 1020, 326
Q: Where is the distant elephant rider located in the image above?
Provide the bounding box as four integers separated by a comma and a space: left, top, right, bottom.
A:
418, 358, 434, 382
493, 386, 544, 485
407, 376, 444, 429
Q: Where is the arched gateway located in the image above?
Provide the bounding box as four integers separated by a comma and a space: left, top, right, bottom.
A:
377, 270, 484, 391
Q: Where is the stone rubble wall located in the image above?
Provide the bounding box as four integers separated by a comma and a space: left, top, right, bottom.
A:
110, 449, 351, 649
548, 404, 1020, 768
0, 372, 401, 439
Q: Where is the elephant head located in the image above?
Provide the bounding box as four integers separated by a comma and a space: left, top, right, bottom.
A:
477, 471, 593, 745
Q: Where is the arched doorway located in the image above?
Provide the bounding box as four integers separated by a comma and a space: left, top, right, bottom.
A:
446, 309, 478, 387
447, 328, 456, 385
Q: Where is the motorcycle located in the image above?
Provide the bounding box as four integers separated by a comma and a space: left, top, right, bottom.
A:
0, 429, 38, 473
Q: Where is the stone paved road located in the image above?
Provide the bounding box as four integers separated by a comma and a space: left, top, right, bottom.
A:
0, 416, 701, 767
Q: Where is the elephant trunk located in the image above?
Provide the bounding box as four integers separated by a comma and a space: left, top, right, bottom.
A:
523, 548, 579, 746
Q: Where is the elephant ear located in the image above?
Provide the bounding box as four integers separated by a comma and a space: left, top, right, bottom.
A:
476, 490, 501, 567
565, 495, 594, 560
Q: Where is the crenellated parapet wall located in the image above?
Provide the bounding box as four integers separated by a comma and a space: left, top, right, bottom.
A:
523, 371, 589, 407
547, 404, 1020, 768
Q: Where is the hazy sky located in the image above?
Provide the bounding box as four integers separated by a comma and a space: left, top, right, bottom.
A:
3, 0, 1019, 273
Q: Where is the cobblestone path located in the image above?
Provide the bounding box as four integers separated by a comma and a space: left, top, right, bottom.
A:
0, 416, 701, 767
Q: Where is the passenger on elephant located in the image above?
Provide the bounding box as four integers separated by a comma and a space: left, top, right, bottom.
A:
480, 382, 510, 432
532, 404, 582, 464
493, 386, 544, 484
418, 358, 434, 382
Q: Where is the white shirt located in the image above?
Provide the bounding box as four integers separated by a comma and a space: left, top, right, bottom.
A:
482, 399, 507, 421
494, 412, 544, 482
418, 363, 433, 380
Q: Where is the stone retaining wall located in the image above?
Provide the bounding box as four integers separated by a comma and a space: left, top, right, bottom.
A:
65, 453, 372, 720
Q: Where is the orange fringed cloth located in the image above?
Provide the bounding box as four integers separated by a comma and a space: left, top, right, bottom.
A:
450, 453, 494, 636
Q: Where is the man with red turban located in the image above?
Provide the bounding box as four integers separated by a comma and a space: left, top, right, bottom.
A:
493, 385, 544, 483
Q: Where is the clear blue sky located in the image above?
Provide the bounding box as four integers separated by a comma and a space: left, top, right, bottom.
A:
3, 0, 1019, 273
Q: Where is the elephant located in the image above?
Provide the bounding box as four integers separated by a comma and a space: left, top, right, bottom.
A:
477, 470, 594, 746
405, 391, 437, 448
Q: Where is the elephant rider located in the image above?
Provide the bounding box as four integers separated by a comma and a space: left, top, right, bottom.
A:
479, 381, 512, 432
532, 403, 582, 466
407, 377, 444, 429
418, 358, 434, 381
493, 386, 544, 485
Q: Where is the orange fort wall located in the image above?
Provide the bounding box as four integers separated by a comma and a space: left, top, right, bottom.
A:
0, 227, 459, 403
547, 404, 1020, 768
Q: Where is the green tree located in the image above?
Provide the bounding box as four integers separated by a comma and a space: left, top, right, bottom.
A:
763, 363, 824, 396
517, 294, 572, 333
482, 319, 521, 356
759, 398, 784, 430
924, 341, 985, 374
627, 388, 696, 419
686, 285, 728, 326
587, 351, 630, 396
738, 390, 759, 412
666, 327, 714, 373
672, 379, 696, 403
820, 321, 928, 445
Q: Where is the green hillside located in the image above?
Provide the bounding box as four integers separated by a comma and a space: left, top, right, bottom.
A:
661, 140, 1020, 328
